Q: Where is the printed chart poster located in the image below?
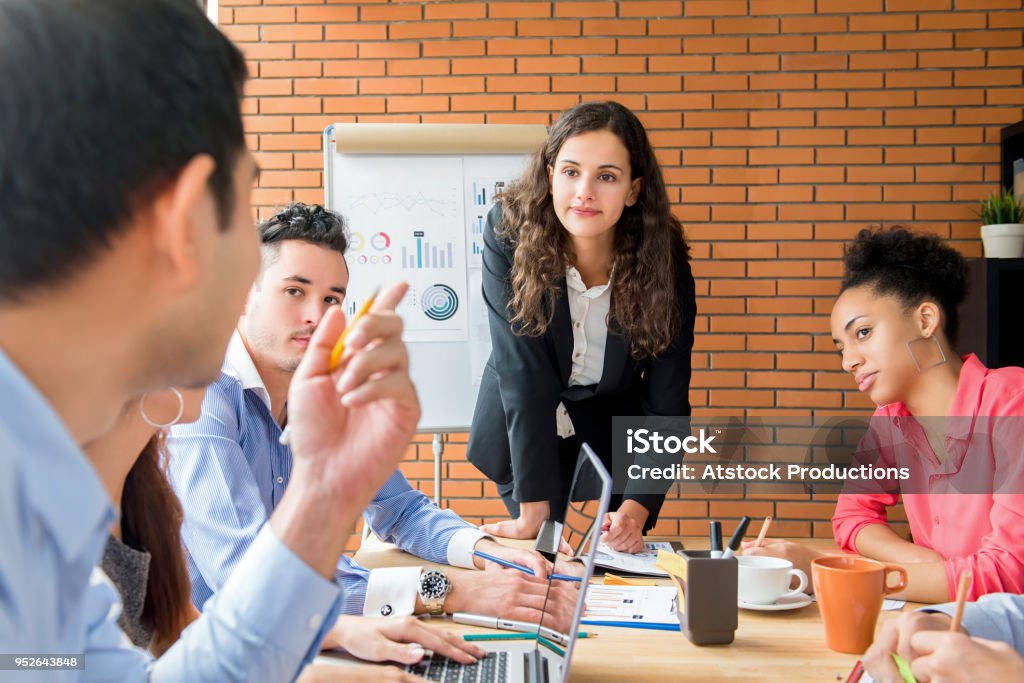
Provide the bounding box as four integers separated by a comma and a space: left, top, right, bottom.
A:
334, 155, 468, 344
462, 155, 529, 393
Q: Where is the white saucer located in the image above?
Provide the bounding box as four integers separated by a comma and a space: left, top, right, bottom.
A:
738, 593, 813, 611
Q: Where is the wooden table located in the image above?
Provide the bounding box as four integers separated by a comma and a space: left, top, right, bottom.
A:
353, 537, 916, 681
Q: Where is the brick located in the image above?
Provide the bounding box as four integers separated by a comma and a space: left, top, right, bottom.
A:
648, 19, 714, 35
713, 17, 779, 34
780, 54, 847, 71
423, 76, 485, 94
386, 95, 449, 113
294, 6, 359, 22
620, 37, 684, 54
490, 2, 552, 19
684, 74, 748, 91
486, 75, 550, 92
850, 52, 917, 70
552, 37, 617, 54
362, 5, 422, 21
749, 36, 815, 53
848, 13, 916, 32
386, 59, 449, 76
425, 2, 487, 19
582, 19, 647, 36
648, 55, 715, 72
294, 79, 358, 95
453, 20, 516, 38
683, 36, 748, 54
757, 75, 819, 94
620, 1, 684, 16
714, 54, 779, 71
919, 50, 987, 69
583, 56, 646, 73
487, 38, 551, 55
358, 42, 420, 59
518, 56, 580, 73
423, 40, 486, 57
514, 93, 580, 110
557, 74, 610, 91
714, 92, 777, 109
390, 22, 452, 40
234, 7, 295, 23
518, 19, 581, 36
750, 0, 814, 12
886, 32, 954, 51
454, 57, 515, 75
957, 30, 1022, 49
548, 2, 616, 18
684, 0, 748, 17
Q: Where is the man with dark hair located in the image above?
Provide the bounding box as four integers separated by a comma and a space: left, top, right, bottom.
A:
169, 202, 578, 654
0, 1, 418, 680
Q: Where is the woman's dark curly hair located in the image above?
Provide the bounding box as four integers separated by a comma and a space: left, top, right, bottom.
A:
840, 226, 968, 346
497, 101, 690, 359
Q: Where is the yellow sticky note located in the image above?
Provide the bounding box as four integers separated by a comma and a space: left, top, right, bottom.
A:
603, 572, 661, 587
656, 550, 688, 613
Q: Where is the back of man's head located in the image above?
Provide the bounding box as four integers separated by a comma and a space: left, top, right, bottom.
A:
257, 203, 350, 270
0, 0, 248, 303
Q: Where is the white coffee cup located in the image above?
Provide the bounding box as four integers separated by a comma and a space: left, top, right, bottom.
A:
737, 555, 809, 605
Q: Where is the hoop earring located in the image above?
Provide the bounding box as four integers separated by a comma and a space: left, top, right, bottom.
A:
907, 336, 947, 373
140, 388, 185, 429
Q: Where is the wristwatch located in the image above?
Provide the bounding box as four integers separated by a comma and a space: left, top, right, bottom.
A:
417, 568, 453, 616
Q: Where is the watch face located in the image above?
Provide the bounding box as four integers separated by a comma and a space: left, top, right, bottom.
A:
420, 570, 449, 599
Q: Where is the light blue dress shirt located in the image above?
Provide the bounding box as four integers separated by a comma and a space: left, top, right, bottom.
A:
0, 348, 341, 682
927, 592, 1024, 656
167, 333, 484, 617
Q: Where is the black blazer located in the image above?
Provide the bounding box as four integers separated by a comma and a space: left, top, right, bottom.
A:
468, 204, 697, 521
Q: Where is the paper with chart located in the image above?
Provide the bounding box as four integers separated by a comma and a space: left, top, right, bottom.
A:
594, 541, 676, 577
333, 155, 468, 344
581, 585, 678, 626
463, 155, 529, 395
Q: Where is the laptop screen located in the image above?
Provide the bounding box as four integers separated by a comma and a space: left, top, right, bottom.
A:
531, 442, 611, 683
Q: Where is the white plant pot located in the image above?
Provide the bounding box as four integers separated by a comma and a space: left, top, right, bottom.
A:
981, 223, 1024, 258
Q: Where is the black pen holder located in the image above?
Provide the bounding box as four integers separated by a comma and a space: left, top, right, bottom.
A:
674, 550, 737, 645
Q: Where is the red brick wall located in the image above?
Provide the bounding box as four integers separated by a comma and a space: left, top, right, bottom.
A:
218, 0, 1023, 545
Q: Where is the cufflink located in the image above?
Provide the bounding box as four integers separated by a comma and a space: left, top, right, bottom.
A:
380, 604, 393, 616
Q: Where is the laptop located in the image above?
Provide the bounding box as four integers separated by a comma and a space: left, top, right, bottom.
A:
406, 442, 612, 683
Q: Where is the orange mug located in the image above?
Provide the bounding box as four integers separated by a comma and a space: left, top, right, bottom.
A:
811, 556, 908, 655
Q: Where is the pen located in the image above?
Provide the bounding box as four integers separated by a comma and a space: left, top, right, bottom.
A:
453, 612, 569, 645
720, 516, 751, 560
709, 520, 723, 559
461, 632, 596, 641
472, 549, 582, 582
279, 286, 381, 446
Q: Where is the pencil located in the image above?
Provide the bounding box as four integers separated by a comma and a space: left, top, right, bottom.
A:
329, 285, 381, 372
754, 516, 772, 548
949, 571, 971, 632
278, 286, 381, 446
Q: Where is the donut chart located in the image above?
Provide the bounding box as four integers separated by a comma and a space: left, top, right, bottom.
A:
421, 284, 459, 321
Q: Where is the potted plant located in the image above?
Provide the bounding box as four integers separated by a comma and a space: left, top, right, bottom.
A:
978, 188, 1024, 258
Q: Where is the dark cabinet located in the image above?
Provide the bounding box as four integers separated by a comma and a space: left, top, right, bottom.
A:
958, 258, 1024, 369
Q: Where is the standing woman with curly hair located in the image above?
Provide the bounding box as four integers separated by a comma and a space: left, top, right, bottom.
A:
468, 101, 696, 553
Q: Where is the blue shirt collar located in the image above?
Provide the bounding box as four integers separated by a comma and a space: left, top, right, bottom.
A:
0, 348, 114, 562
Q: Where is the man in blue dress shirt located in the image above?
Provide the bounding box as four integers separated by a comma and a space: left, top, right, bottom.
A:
168, 203, 578, 651
0, 2, 421, 680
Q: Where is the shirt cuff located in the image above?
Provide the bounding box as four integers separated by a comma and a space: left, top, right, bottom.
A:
216, 524, 342, 659
363, 566, 422, 617
447, 528, 491, 569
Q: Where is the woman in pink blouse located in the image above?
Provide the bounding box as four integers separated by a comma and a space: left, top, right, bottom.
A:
746, 227, 1024, 603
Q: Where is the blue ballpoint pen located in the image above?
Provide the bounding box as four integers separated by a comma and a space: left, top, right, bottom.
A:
472, 549, 582, 582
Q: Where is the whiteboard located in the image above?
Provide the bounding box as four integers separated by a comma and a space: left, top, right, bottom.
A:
324, 124, 547, 432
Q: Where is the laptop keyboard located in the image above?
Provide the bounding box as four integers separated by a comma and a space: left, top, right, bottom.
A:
407, 651, 508, 683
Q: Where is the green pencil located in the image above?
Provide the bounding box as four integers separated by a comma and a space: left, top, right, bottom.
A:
462, 632, 595, 642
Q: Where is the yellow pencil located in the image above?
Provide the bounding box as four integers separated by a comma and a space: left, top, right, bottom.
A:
328, 285, 380, 372
754, 516, 772, 548
949, 571, 972, 632
278, 285, 381, 446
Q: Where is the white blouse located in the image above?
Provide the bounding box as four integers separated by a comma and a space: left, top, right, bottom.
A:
556, 265, 611, 438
